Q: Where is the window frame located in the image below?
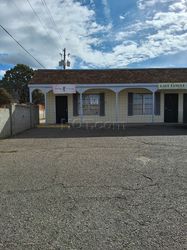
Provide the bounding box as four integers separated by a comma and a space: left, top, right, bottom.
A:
132, 93, 153, 115
78, 94, 101, 116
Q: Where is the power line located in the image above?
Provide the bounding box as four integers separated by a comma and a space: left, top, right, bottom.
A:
25, 0, 61, 52
39, 1, 72, 69
41, 0, 55, 25
0, 24, 45, 68
40, 0, 63, 42
26, 0, 48, 32
12, 0, 33, 29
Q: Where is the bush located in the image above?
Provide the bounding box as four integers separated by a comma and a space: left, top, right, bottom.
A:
0, 88, 12, 107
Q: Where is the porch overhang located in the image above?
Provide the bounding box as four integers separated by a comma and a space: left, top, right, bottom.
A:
28, 82, 159, 96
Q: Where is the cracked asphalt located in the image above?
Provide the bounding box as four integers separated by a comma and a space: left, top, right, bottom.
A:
0, 127, 187, 250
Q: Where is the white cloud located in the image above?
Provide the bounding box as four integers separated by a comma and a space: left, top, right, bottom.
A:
146, 11, 187, 29
115, 22, 144, 41
137, 0, 173, 10
108, 0, 187, 67
0, 70, 6, 79
169, 0, 187, 12
0, 0, 109, 69
119, 15, 125, 20
0, 0, 187, 69
101, 0, 111, 22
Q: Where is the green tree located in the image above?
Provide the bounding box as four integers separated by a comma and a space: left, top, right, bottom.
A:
2, 64, 34, 103
0, 88, 12, 107
32, 89, 45, 105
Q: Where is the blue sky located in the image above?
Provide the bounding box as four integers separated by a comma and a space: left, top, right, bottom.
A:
0, 0, 187, 78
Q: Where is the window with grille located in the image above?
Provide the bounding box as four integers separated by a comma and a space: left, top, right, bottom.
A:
133, 94, 153, 115
78, 94, 100, 115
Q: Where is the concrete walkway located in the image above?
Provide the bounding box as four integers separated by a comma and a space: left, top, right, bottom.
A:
13, 124, 187, 138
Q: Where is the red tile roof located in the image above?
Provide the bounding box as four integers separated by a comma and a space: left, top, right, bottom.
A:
30, 68, 187, 84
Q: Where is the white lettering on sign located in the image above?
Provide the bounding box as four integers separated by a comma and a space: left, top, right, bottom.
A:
53, 84, 76, 94
158, 83, 187, 90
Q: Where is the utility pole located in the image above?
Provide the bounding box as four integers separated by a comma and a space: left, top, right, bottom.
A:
63, 48, 66, 70
59, 48, 71, 70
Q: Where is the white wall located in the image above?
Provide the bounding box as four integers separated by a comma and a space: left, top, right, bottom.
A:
68, 89, 163, 124
0, 104, 39, 138
0, 108, 11, 138
45, 89, 187, 124
46, 91, 56, 124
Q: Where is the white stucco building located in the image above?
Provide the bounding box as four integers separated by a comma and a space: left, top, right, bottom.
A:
29, 68, 187, 125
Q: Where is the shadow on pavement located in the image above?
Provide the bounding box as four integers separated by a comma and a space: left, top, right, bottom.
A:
11, 125, 187, 139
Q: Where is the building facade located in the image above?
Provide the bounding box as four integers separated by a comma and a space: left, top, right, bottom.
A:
29, 69, 187, 124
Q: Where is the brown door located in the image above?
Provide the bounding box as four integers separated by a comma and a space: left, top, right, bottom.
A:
56, 96, 68, 124
183, 94, 187, 123
164, 94, 178, 123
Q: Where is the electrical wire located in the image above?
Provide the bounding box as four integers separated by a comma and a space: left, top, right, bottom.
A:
40, 0, 64, 42
26, 0, 48, 33
12, 0, 34, 30
25, 0, 61, 52
0, 24, 45, 68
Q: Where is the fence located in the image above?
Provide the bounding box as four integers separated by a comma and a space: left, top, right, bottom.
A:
0, 104, 39, 138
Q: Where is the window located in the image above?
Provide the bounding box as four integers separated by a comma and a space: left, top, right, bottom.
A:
78, 94, 100, 115
133, 94, 153, 115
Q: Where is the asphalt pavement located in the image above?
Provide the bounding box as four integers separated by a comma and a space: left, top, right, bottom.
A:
0, 127, 186, 250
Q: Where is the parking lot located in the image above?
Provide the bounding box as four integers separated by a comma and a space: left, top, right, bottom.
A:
0, 126, 187, 249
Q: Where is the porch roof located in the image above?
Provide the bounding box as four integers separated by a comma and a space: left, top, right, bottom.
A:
30, 68, 187, 85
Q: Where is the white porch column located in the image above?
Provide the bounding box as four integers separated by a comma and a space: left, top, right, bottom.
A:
44, 92, 47, 124
29, 89, 33, 103
80, 92, 83, 124
115, 91, 119, 124
152, 91, 155, 123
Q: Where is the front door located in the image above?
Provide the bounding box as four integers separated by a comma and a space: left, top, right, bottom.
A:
164, 94, 178, 123
183, 94, 187, 123
56, 96, 68, 124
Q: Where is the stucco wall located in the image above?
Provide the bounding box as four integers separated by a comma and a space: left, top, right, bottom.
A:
69, 89, 117, 123
46, 91, 56, 124
0, 108, 11, 138
0, 104, 39, 138
46, 89, 187, 124
68, 89, 163, 124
